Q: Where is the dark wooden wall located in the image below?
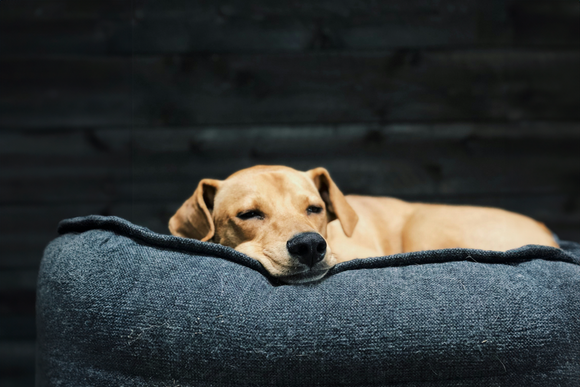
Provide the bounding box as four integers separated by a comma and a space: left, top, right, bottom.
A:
1, 0, 579, 385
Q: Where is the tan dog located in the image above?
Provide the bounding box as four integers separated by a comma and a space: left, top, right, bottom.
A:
169, 165, 559, 284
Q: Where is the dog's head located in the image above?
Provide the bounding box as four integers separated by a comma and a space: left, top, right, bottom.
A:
169, 165, 358, 284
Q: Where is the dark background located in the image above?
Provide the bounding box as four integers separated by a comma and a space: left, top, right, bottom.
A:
1, 0, 579, 385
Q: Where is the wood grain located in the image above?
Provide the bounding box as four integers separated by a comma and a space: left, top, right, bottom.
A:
2, 125, 579, 202
2, 51, 579, 127
0, 341, 36, 377
2, 0, 578, 55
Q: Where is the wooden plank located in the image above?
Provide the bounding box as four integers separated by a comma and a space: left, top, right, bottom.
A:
2, 51, 578, 128
0, 203, 175, 235
0, 0, 131, 19
0, 202, 178, 236
0, 19, 133, 56
477, 0, 580, 47
0, 288, 35, 315
0, 271, 38, 291
0, 234, 61, 269
3, 123, 580, 154
548, 225, 580, 245
1, 124, 579, 204
0, 272, 36, 342
2, 132, 579, 171
0, 57, 133, 128
1, 0, 577, 55
0, 123, 580, 202
0, 376, 36, 387
0, 341, 36, 374
0, 317, 36, 340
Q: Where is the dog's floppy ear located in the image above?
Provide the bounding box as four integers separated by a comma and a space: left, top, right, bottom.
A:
306, 167, 358, 237
169, 179, 221, 241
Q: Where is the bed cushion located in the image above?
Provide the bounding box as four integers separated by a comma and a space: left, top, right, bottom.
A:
36, 215, 580, 386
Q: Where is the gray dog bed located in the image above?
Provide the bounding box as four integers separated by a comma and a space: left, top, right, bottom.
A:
36, 215, 580, 386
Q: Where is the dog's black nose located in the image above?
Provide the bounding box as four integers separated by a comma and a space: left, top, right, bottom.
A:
287, 232, 327, 267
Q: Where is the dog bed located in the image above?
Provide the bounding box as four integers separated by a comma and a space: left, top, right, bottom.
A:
37, 215, 580, 386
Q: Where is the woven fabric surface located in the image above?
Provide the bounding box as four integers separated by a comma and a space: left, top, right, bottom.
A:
37, 215, 580, 386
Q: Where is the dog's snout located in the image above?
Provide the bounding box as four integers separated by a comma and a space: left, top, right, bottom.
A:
287, 232, 327, 267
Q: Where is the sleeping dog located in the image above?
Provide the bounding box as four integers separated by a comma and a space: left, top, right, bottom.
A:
169, 165, 559, 284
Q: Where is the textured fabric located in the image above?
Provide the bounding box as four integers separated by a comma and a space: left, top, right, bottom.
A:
37, 215, 580, 386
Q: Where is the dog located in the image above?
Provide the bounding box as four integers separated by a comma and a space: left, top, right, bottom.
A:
169, 165, 559, 284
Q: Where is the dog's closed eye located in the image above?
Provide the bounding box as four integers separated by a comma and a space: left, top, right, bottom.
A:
307, 205, 323, 214
237, 210, 265, 220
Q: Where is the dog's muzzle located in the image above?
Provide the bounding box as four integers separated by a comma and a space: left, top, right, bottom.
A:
286, 232, 327, 267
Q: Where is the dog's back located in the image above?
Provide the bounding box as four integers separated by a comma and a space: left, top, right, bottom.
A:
327, 195, 559, 261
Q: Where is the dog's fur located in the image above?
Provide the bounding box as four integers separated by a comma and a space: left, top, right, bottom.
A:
169, 165, 559, 283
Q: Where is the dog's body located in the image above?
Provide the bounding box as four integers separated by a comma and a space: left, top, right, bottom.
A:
170, 165, 558, 283
328, 195, 557, 262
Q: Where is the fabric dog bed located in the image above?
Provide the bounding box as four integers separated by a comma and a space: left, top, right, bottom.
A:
37, 215, 580, 386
